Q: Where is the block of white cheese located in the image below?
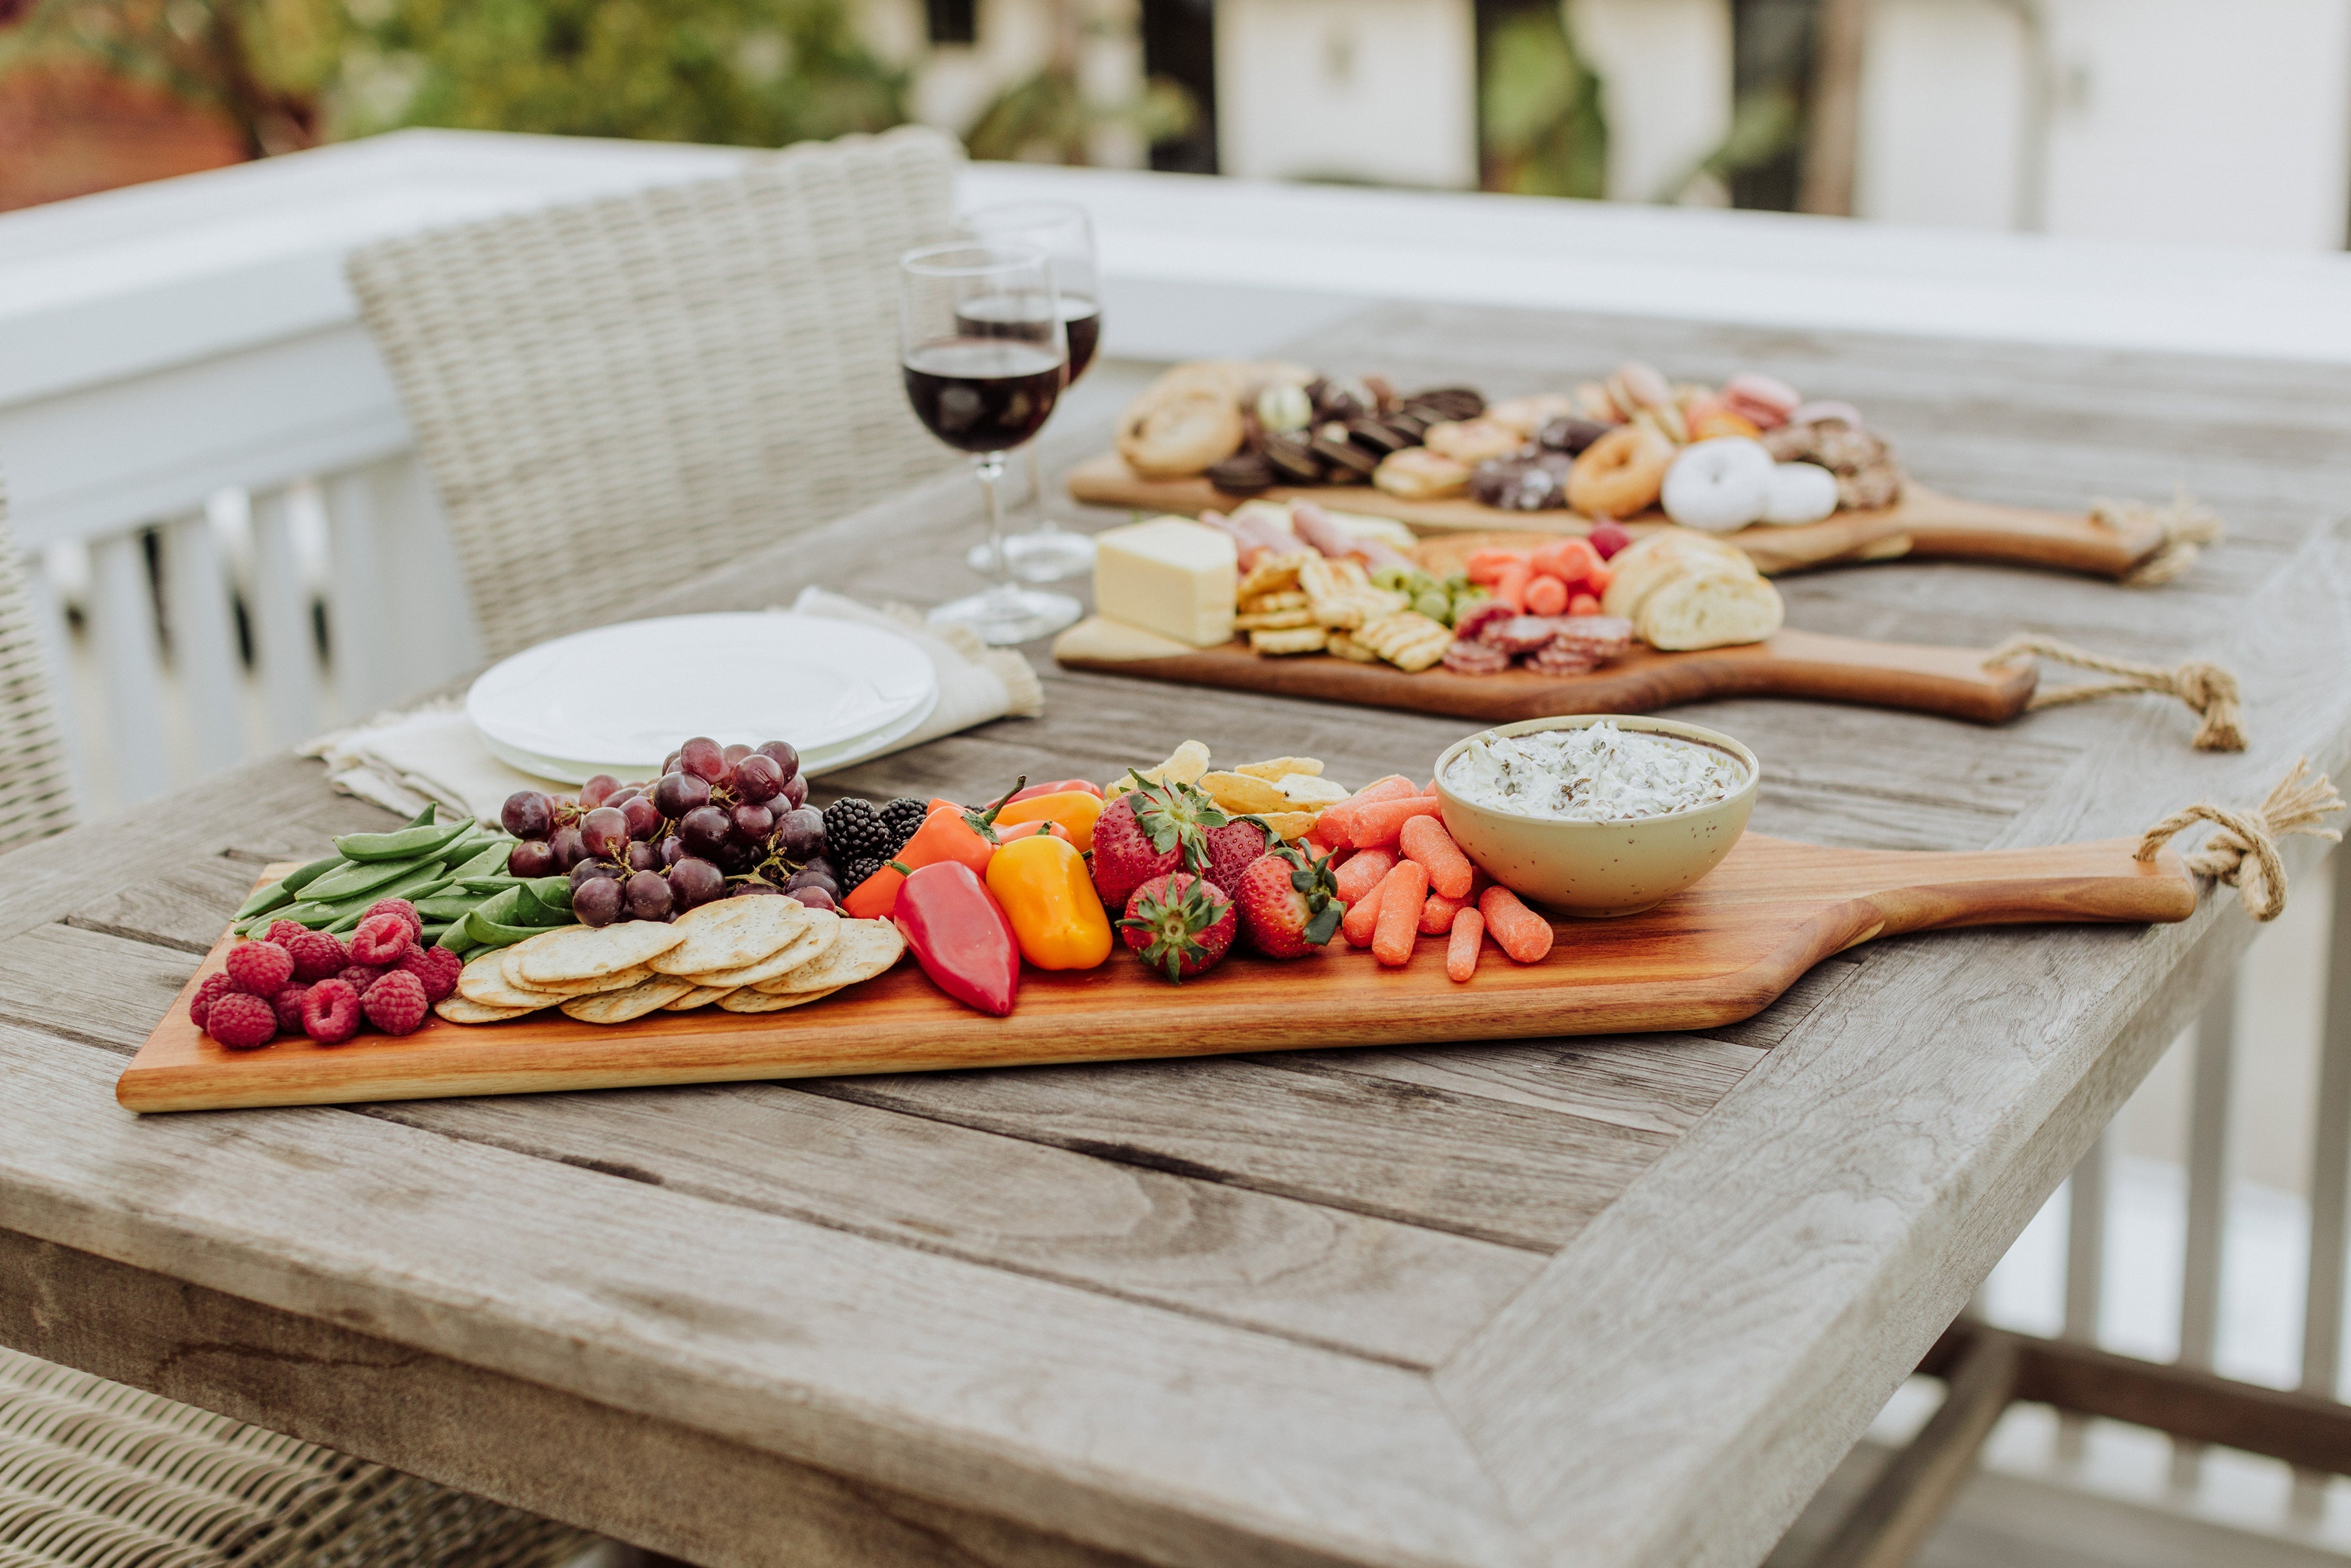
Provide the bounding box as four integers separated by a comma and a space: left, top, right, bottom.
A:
1091, 517, 1237, 647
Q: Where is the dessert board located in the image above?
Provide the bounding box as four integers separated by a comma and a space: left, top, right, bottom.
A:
120, 842, 2193, 1113
1057, 622, 2038, 726
1066, 453, 2167, 579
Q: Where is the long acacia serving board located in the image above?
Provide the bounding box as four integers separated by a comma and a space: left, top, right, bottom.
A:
1066, 452, 2166, 579
120, 840, 2193, 1113
1056, 620, 2037, 725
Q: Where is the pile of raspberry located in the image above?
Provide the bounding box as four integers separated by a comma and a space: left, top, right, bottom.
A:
191, 899, 461, 1049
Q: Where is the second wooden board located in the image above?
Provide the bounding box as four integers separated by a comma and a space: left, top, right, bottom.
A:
1066, 452, 2168, 578
120, 840, 2194, 1113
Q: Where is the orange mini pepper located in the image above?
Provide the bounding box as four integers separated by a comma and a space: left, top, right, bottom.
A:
993, 789, 1104, 854
843, 780, 1024, 920
985, 833, 1113, 970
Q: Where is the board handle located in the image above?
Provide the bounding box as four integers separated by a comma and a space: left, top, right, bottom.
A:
1832, 838, 2198, 945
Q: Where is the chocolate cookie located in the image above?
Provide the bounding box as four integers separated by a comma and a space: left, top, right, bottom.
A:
1309, 432, 1379, 481
1536, 416, 1612, 456
1207, 452, 1277, 494
1262, 433, 1324, 485
1410, 387, 1486, 421
1344, 419, 1413, 456
1469, 451, 1574, 511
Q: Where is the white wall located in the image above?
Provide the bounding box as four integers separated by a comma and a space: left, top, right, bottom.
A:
1214, 0, 1480, 187
1569, 0, 1735, 203
1853, 0, 2029, 229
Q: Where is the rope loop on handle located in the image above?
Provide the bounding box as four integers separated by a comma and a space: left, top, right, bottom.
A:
2091, 493, 2226, 587
2135, 758, 2344, 921
1987, 634, 2246, 752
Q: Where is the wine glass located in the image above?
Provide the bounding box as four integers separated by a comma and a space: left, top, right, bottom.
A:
899, 242, 1080, 645
956, 202, 1102, 583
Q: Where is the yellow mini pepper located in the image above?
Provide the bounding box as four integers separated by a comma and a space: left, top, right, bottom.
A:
991, 789, 1104, 855
985, 831, 1113, 970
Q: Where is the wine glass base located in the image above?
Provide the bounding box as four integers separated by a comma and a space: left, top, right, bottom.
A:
967, 527, 1097, 584
928, 586, 1082, 646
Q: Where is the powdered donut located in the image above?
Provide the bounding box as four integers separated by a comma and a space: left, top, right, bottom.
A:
1760, 462, 1838, 525
1567, 424, 1675, 519
1661, 438, 1774, 532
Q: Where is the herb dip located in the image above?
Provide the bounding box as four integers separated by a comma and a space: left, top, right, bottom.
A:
1446, 722, 1745, 822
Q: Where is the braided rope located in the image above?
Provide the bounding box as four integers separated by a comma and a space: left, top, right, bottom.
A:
1987, 634, 2246, 752
2135, 758, 2344, 921
2091, 493, 2226, 587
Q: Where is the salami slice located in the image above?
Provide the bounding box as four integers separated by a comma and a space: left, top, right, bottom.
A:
1524, 646, 1602, 675
1452, 600, 1516, 645
1543, 615, 1636, 659
1441, 639, 1514, 675
1484, 616, 1563, 655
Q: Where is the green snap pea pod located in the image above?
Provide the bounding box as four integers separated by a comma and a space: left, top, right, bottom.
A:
332, 815, 472, 865
420, 921, 453, 944
319, 869, 454, 931
304, 852, 438, 903
461, 889, 539, 948
456, 875, 531, 894
436, 920, 475, 952
234, 852, 344, 920
413, 895, 479, 923
443, 840, 513, 878
524, 876, 573, 913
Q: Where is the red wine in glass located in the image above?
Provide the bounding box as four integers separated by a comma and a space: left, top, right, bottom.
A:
903, 338, 1064, 453
956, 295, 1101, 384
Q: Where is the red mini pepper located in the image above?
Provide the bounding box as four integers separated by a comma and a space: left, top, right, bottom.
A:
1005, 778, 1103, 807
894, 861, 1020, 1016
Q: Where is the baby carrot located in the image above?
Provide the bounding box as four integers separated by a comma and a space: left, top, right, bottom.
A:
1446, 907, 1484, 983
1398, 814, 1473, 899
1340, 878, 1385, 946
1313, 775, 1421, 846
1334, 846, 1397, 905
1523, 573, 1569, 616
1371, 861, 1428, 967
1420, 886, 1470, 936
1478, 886, 1554, 964
1347, 795, 1443, 850
1493, 560, 1533, 612
1465, 548, 1524, 584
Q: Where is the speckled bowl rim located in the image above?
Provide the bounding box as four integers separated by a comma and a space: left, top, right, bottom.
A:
1432, 714, 1761, 826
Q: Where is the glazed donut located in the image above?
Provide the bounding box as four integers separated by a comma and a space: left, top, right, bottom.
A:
1424, 417, 1527, 464
1760, 462, 1838, 525
1568, 424, 1675, 519
1484, 394, 1580, 436
1373, 446, 1471, 500
1117, 387, 1245, 479
1661, 438, 1774, 532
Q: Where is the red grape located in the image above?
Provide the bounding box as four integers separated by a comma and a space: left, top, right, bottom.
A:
722, 744, 751, 765
501, 791, 552, 839
668, 856, 725, 908
580, 774, 619, 808
624, 870, 675, 920
581, 806, 630, 859
791, 886, 837, 912
775, 807, 825, 861
755, 741, 800, 782
784, 868, 838, 899
659, 837, 686, 868
732, 754, 783, 802
509, 839, 558, 878
573, 876, 624, 927
679, 805, 731, 856
731, 802, 775, 840
569, 858, 620, 890
620, 795, 663, 840
624, 840, 664, 872
680, 737, 728, 783
779, 774, 808, 810
549, 824, 588, 869
731, 881, 784, 897
653, 772, 711, 818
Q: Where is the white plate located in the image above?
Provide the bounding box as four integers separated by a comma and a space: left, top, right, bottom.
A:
479, 686, 939, 785
468, 613, 936, 781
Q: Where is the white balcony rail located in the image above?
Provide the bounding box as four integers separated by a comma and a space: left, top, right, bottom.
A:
5, 131, 2351, 1558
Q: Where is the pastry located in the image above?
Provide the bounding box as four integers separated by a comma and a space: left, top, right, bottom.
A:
1661, 437, 1775, 533
1761, 419, 1904, 509
1118, 387, 1245, 478
1424, 418, 1526, 464
1567, 424, 1676, 519
1599, 530, 1751, 623
1635, 566, 1784, 650
1373, 447, 1471, 500
1485, 393, 1580, 436
1760, 462, 1838, 525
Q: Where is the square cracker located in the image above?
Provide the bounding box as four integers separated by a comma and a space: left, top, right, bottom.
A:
756, 918, 904, 995
690, 910, 840, 988
718, 985, 842, 1014
650, 897, 809, 976
560, 974, 698, 1024
1250, 626, 1328, 656
513, 921, 687, 986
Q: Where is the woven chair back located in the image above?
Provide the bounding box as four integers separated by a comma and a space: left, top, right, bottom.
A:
0, 479, 78, 848
0, 1345, 588, 1567
349, 125, 965, 661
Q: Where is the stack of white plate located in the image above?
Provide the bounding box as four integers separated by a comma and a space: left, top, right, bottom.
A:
466, 613, 937, 785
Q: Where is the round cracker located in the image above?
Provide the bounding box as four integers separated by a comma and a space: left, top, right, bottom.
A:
716, 984, 841, 1013
648, 896, 809, 976
755, 918, 903, 994
459, 950, 573, 1009
661, 983, 739, 1011
558, 973, 698, 1024
434, 993, 542, 1024
689, 910, 839, 988
501, 946, 654, 997
513, 921, 687, 986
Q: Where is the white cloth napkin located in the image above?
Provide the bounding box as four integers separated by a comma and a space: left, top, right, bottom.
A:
302, 592, 1044, 822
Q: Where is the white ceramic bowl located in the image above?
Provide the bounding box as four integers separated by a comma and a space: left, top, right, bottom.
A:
1433, 714, 1759, 918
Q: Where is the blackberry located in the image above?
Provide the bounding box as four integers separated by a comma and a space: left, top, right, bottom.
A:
822, 797, 889, 865
839, 857, 884, 894
878, 796, 929, 853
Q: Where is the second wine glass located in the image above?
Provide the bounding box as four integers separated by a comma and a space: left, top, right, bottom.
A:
899, 242, 1081, 645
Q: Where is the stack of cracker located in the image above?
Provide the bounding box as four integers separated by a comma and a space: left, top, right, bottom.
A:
1234, 552, 1453, 672
438, 898, 906, 1026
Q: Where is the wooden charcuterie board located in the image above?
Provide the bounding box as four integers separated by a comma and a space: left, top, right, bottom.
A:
1057, 622, 2038, 726
118, 840, 2194, 1113
1066, 452, 2166, 579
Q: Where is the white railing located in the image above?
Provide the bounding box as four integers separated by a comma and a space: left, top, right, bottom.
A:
5, 130, 2351, 1556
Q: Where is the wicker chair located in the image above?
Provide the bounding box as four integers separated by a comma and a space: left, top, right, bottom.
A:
0, 488, 589, 1566
347, 125, 965, 661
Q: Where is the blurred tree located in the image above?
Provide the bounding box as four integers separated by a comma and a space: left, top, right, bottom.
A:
1475, 1, 1605, 199
349, 0, 907, 146
963, 0, 1192, 166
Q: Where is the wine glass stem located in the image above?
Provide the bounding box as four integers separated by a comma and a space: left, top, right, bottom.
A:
1025, 444, 1053, 535
976, 453, 1012, 595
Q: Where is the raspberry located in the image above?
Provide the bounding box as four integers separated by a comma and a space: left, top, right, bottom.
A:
337, 963, 386, 996
265, 919, 309, 946
349, 913, 414, 966
396, 943, 462, 1003
204, 992, 278, 1048
362, 898, 424, 942
283, 928, 349, 982
189, 971, 236, 1029
224, 940, 295, 997
360, 970, 428, 1035
300, 978, 361, 1044
272, 984, 311, 1034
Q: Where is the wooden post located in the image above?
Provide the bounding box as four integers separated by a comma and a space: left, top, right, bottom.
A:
1799, 0, 1869, 216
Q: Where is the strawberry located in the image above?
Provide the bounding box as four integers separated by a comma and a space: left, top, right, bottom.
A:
1119, 872, 1236, 982
1235, 843, 1343, 959
1200, 816, 1270, 899
1090, 774, 1226, 912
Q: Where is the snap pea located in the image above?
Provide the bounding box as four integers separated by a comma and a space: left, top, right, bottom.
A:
456, 875, 531, 894
524, 876, 573, 913
413, 895, 479, 923
234, 882, 296, 924
435, 920, 474, 952
234, 852, 344, 920
332, 814, 472, 865
304, 852, 433, 904
318, 869, 453, 931
443, 839, 513, 880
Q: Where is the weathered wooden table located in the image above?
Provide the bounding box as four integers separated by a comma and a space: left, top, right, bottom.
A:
3, 304, 2348, 1568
